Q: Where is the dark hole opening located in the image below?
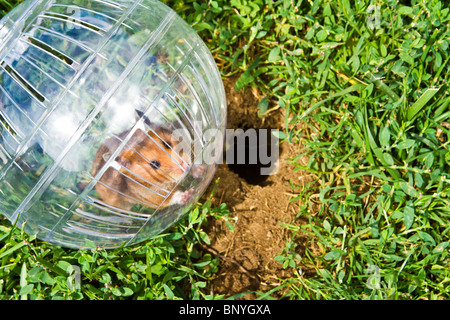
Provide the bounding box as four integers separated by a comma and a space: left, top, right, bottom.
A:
226, 124, 278, 186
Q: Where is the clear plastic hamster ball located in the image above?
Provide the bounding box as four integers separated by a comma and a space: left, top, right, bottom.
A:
0, 0, 226, 249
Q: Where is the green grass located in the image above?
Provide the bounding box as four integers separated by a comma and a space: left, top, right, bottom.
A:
0, 191, 234, 299
1, 0, 450, 300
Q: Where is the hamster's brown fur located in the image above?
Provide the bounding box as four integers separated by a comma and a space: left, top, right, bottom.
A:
91, 126, 189, 211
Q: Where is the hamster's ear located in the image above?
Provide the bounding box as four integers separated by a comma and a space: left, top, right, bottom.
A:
102, 152, 112, 163
117, 153, 131, 168
103, 152, 130, 166
135, 109, 152, 127
104, 152, 131, 171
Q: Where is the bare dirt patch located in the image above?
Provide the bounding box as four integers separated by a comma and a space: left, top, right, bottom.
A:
201, 76, 314, 299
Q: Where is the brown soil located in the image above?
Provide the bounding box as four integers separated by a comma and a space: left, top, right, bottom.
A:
201, 76, 314, 299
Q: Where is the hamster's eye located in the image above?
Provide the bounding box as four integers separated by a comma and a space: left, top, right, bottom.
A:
162, 141, 172, 149
150, 160, 161, 169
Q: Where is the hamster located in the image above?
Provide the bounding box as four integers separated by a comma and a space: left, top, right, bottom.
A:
91, 121, 194, 211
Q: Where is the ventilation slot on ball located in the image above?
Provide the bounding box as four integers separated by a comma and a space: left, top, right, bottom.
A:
24, 35, 74, 67
0, 61, 46, 103
110, 165, 169, 208
0, 142, 12, 164
0, 93, 25, 142
86, 195, 150, 218
185, 64, 216, 124
0, 107, 27, 148
0, 123, 19, 157
166, 92, 203, 147
40, 11, 105, 33
24, 25, 95, 66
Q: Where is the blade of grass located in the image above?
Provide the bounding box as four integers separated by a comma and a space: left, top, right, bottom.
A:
301, 83, 365, 119
0, 240, 27, 260
361, 102, 400, 179
20, 262, 28, 300
407, 87, 440, 121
